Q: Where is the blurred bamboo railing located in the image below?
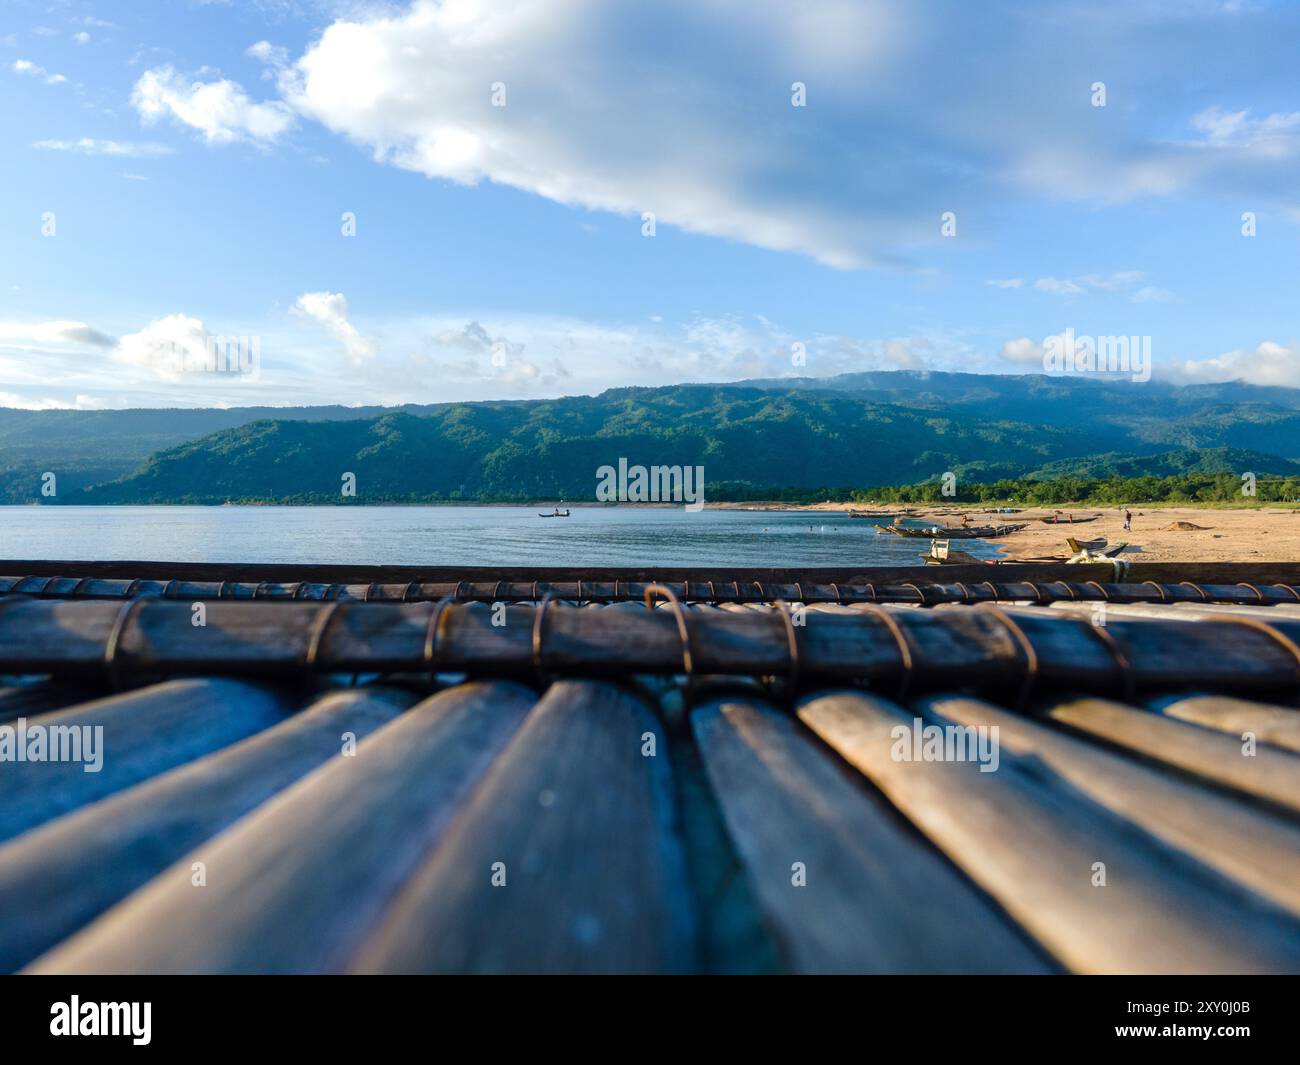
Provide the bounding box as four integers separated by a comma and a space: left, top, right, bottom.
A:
4, 572, 1300, 607
2, 596, 1299, 696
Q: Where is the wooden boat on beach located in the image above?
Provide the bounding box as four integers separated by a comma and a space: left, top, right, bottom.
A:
1068, 541, 1128, 563
1040, 514, 1101, 525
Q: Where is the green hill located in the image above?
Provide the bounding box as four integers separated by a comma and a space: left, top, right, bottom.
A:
4, 373, 1300, 504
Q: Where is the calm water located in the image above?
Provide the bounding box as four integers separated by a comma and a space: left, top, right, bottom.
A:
0, 506, 1003, 567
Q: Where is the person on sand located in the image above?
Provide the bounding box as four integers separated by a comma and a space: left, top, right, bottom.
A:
1124, 508, 1132, 532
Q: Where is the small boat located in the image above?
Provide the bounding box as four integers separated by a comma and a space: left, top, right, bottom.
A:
1067, 541, 1128, 564
922, 539, 994, 565
881, 522, 1027, 539
1066, 536, 1107, 554
1039, 514, 1101, 525
539, 508, 571, 518
848, 511, 893, 519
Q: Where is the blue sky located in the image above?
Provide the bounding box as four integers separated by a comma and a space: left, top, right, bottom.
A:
2, 0, 1299, 408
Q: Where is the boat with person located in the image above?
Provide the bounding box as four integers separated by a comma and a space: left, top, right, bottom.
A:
539, 507, 571, 518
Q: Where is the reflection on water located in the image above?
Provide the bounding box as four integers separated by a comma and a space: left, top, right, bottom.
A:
0, 506, 1003, 567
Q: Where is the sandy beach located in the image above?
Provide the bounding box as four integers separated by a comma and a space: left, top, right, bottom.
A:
713, 502, 1300, 563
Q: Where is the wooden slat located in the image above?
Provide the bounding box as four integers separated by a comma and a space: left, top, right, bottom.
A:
797, 689, 1300, 973
4, 598, 1300, 699
0, 679, 295, 845
352, 680, 696, 974
1148, 693, 1300, 755
5, 558, 1300, 586
920, 693, 1300, 917
1046, 695, 1300, 816
1050, 601, 1300, 622
0, 685, 415, 972
0, 682, 97, 724
691, 694, 1049, 973
29, 680, 536, 974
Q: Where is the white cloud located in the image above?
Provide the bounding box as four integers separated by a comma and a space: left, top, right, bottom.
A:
115, 314, 215, 379
1033, 277, 1086, 295
0, 320, 114, 347
1174, 340, 1300, 387
999, 337, 1047, 366
13, 59, 67, 85
986, 278, 1024, 289
275, 0, 919, 269
1014, 272, 1166, 300
1132, 285, 1175, 304
33, 138, 172, 157
73, 32, 91, 46
246, 40, 289, 76
128, 1, 1300, 269
0, 392, 78, 410
132, 65, 295, 144
292, 291, 376, 363
1188, 106, 1300, 156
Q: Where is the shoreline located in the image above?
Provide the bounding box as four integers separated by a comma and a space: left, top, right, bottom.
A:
7, 501, 1300, 563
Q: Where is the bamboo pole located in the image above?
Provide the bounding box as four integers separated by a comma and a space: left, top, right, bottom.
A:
5, 571, 1300, 607
691, 693, 1051, 973
30, 681, 538, 974
0, 686, 415, 972
797, 689, 1300, 973
0, 678, 297, 845
1, 597, 1299, 696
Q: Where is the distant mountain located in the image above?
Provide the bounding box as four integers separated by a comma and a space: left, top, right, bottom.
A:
1026, 447, 1300, 480
72, 387, 1107, 503
2, 372, 1299, 503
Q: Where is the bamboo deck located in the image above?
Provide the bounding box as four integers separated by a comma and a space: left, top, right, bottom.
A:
2, 560, 1299, 974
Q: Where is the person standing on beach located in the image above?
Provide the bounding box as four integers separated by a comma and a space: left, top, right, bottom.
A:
1124, 508, 1132, 531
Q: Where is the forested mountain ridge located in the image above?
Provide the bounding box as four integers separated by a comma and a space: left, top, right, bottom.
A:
3, 373, 1299, 503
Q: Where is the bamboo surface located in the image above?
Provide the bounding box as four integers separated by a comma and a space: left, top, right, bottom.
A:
0, 686, 414, 972
5, 564, 1299, 974
1, 598, 1299, 700
6, 571, 1300, 607
1147, 693, 1300, 754
691, 693, 1050, 973
797, 690, 1300, 973
353, 680, 696, 974
6, 558, 1300, 586
0, 679, 296, 845
1043, 695, 1300, 817
30, 681, 538, 974
918, 693, 1300, 917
